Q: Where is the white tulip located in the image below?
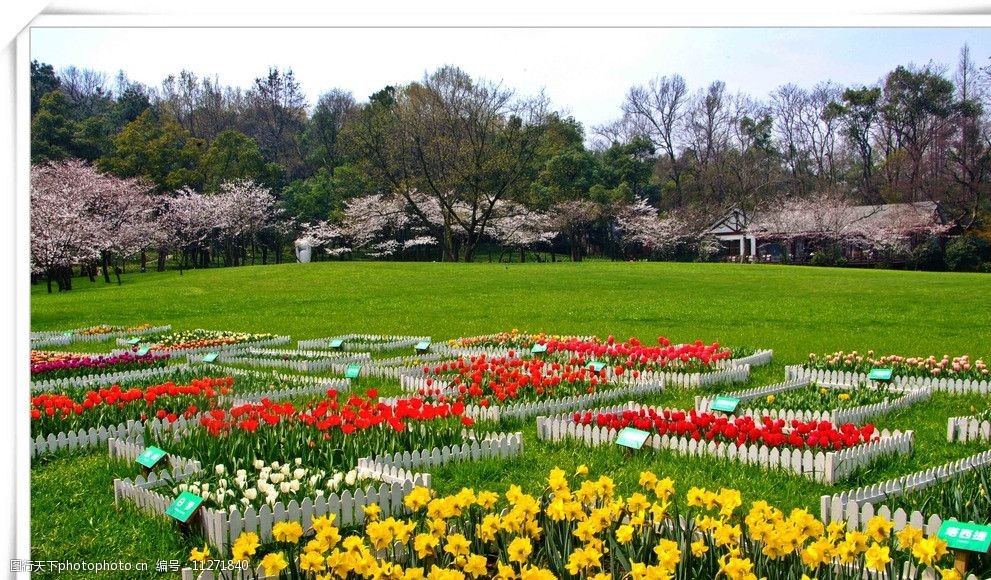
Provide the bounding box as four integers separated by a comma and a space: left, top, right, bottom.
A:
218, 479, 227, 489
345, 471, 357, 486
293, 468, 306, 480
253, 460, 264, 470
294, 458, 302, 466
315, 490, 324, 497
178, 483, 188, 492
271, 461, 280, 470
244, 488, 258, 500
309, 475, 320, 487
280, 482, 291, 494
289, 480, 300, 493
215, 464, 226, 475
236, 469, 247, 479
241, 498, 250, 505
280, 465, 291, 476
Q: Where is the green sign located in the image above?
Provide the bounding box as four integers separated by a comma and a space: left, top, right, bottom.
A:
135, 446, 167, 469
345, 364, 362, 379
937, 521, 991, 553
868, 368, 893, 381
616, 427, 651, 450
201, 352, 219, 363
531, 343, 548, 354
136, 347, 150, 356
587, 361, 606, 373
127, 337, 141, 345
415, 340, 431, 352
711, 396, 740, 413
166, 491, 203, 523
63, 331, 74, 337
328, 339, 344, 349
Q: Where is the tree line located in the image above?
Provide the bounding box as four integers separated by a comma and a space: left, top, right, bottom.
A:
29, 45, 991, 278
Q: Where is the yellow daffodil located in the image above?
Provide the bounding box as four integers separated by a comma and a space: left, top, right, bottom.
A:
507, 536, 533, 563
188, 545, 209, 562
261, 552, 288, 577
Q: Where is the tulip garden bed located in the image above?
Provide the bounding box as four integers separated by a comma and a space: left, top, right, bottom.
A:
540, 402, 914, 484
30, 323, 171, 348
789, 350, 991, 394
206, 348, 372, 373
297, 334, 430, 352
117, 328, 291, 356
694, 379, 932, 426
31, 350, 173, 380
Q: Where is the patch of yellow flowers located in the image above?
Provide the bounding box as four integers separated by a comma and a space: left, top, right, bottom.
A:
196, 466, 962, 579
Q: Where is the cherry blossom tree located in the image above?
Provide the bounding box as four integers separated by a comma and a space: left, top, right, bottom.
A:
486, 201, 557, 262
31, 159, 159, 291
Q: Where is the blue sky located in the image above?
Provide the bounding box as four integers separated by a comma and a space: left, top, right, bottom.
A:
30, 27, 991, 130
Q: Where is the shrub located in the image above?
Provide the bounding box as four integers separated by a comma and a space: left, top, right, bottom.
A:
944, 235, 990, 272
911, 237, 945, 271
810, 246, 846, 267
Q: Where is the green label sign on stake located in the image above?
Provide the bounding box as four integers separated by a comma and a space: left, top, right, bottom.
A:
166, 491, 203, 523
587, 361, 606, 373
868, 368, 893, 381
127, 337, 141, 345
531, 343, 548, 354
711, 396, 740, 413
136, 446, 167, 469
63, 331, 74, 337
415, 341, 431, 352
201, 352, 219, 363
938, 521, 991, 553
616, 427, 651, 450
136, 347, 150, 356
329, 339, 344, 349
345, 364, 362, 379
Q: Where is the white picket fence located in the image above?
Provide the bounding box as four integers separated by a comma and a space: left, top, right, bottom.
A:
117, 335, 291, 357
366, 353, 447, 370
223, 379, 350, 406
726, 349, 773, 368
380, 381, 666, 422
399, 375, 455, 396
947, 414, 991, 443
218, 365, 348, 391
786, 365, 991, 394
108, 436, 202, 472
31, 420, 145, 458
357, 432, 524, 479
537, 401, 914, 484
30, 363, 191, 392
821, 448, 991, 524
696, 384, 932, 426
297, 334, 430, 352
31, 324, 173, 347
695, 378, 811, 412
611, 364, 750, 388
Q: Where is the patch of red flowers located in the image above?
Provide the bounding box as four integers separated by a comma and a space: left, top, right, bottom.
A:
421, 354, 607, 405
543, 336, 731, 372
573, 407, 877, 451
30, 376, 233, 437
197, 389, 474, 437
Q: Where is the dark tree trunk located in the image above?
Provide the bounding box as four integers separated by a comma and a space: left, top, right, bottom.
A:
140, 250, 147, 272
101, 252, 111, 283
157, 246, 167, 272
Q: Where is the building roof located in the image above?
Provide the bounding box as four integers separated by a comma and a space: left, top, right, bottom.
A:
739, 201, 943, 239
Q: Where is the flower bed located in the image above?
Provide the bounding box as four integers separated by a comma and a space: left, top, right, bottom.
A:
208, 349, 371, 373
696, 380, 932, 426
146, 391, 479, 474
31, 323, 171, 347
573, 407, 879, 452
31, 350, 171, 380
787, 364, 991, 395
538, 402, 913, 483
807, 350, 989, 381
297, 334, 430, 352
200, 466, 977, 580
119, 329, 289, 356
30, 376, 233, 438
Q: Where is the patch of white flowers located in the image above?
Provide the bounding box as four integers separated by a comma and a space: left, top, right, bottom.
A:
172, 458, 368, 511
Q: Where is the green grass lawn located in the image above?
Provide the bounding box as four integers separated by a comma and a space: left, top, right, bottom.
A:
28, 261, 991, 574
